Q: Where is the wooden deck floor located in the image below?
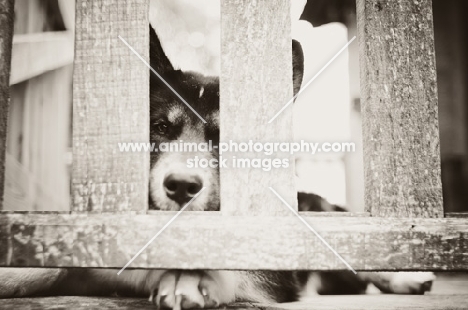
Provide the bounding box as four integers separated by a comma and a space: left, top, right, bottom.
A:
2, 273, 467, 309
2, 295, 467, 310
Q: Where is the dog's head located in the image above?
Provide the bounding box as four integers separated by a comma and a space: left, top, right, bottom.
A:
149, 25, 304, 211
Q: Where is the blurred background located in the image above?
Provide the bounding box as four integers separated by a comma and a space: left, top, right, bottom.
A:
5, 0, 73, 211
3, 0, 468, 214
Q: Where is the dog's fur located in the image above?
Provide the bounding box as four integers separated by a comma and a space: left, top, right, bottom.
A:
0, 26, 435, 309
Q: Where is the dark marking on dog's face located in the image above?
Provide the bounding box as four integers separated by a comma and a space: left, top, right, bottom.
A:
149, 25, 304, 211
149, 26, 220, 211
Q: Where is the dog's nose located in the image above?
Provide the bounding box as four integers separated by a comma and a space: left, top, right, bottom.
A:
163, 173, 203, 205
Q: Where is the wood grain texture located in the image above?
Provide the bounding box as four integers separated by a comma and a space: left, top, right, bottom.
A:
357, 0, 443, 218
0, 297, 157, 310
446, 213, 468, 218
0, 276, 466, 309
72, 0, 149, 212
261, 295, 468, 310
0, 297, 262, 310
220, 0, 297, 216
2, 295, 467, 310
0, 213, 467, 270
0, 0, 14, 211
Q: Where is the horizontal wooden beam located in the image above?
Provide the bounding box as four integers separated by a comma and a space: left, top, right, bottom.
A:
10, 31, 74, 85
0, 213, 466, 270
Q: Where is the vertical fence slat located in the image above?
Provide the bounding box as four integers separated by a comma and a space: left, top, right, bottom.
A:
220, 0, 297, 216
0, 0, 14, 210
357, 0, 443, 218
72, 1, 149, 212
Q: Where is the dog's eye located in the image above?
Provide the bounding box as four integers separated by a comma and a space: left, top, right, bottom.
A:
155, 122, 169, 135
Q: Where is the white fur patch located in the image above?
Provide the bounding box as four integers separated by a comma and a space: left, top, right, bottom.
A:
205, 271, 237, 305
199, 87, 205, 98
210, 110, 219, 127
391, 272, 436, 284
167, 106, 185, 123
365, 283, 381, 295
298, 272, 320, 301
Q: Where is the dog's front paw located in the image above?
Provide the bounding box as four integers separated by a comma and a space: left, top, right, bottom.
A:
147, 270, 236, 309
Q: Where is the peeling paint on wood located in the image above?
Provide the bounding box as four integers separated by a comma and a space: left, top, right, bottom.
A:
357, 0, 444, 218
0, 213, 466, 270
72, 0, 150, 212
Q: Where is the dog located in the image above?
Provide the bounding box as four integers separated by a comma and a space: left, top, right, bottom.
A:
0, 25, 435, 309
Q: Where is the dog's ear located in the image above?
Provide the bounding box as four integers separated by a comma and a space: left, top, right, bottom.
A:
292, 39, 304, 98
150, 25, 174, 74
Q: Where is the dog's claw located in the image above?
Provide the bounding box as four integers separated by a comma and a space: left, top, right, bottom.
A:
180, 294, 203, 309
202, 293, 219, 308
148, 270, 228, 309
199, 284, 219, 308
154, 294, 161, 307
158, 294, 177, 309
173, 295, 183, 310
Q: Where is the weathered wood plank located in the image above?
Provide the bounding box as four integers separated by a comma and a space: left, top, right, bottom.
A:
10, 31, 74, 85
446, 213, 468, 218
220, 0, 297, 216
357, 0, 443, 218
72, 0, 149, 212
0, 0, 14, 211
261, 295, 468, 310
1, 295, 468, 310
0, 213, 466, 270
0, 297, 157, 310
0, 297, 262, 310
298, 211, 370, 217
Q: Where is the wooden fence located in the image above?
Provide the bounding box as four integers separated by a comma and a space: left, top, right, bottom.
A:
0, 0, 466, 272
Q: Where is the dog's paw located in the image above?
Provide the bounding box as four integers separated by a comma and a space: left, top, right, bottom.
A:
147, 270, 236, 309
388, 272, 435, 294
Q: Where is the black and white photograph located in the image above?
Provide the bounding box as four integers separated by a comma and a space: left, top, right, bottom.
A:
0, 0, 467, 309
